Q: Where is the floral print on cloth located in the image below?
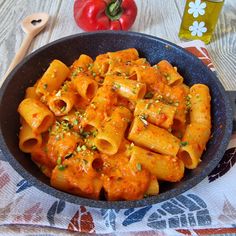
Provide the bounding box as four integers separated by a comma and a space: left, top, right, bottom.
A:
0, 41, 235, 235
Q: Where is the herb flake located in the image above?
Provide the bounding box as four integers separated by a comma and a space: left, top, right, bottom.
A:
180, 141, 188, 147
136, 163, 142, 171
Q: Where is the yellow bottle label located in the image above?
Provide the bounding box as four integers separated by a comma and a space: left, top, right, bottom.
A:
179, 0, 224, 44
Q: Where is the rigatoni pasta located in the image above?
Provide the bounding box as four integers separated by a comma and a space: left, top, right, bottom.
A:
72, 74, 98, 100
19, 121, 42, 153
95, 106, 132, 155
130, 146, 184, 182
104, 75, 146, 101
18, 98, 54, 134
17, 48, 211, 201
134, 99, 177, 129
189, 84, 211, 127
178, 123, 211, 169
36, 60, 70, 96
128, 117, 180, 156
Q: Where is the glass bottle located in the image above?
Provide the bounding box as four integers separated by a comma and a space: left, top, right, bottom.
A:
178, 0, 224, 44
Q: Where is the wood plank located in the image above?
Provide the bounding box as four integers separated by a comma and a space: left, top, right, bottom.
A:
0, 0, 61, 80
132, 0, 182, 42
46, 0, 83, 42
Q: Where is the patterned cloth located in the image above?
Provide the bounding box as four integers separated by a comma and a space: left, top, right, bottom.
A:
0, 40, 236, 236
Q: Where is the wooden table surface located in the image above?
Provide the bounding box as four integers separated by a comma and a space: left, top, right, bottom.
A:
0, 0, 235, 90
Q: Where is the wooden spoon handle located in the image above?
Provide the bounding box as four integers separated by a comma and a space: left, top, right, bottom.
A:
1, 33, 34, 87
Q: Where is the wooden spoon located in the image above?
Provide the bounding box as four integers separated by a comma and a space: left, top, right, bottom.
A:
1, 12, 49, 86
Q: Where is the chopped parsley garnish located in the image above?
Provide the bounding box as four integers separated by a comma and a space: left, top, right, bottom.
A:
80, 130, 91, 138
153, 65, 159, 69
128, 142, 134, 150
88, 63, 94, 71
92, 130, 98, 137
77, 145, 82, 152
145, 102, 152, 109
139, 113, 148, 126
132, 87, 137, 94
58, 164, 66, 171
91, 145, 97, 151
73, 119, 79, 125
112, 82, 121, 91
77, 144, 87, 152
43, 84, 48, 89
186, 95, 192, 109
174, 102, 179, 107
166, 75, 171, 81
71, 67, 83, 78
62, 84, 68, 91
144, 92, 154, 99
136, 163, 142, 171
57, 156, 62, 165
61, 121, 72, 132
71, 71, 77, 77
180, 141, 188, 147
75, 110, 84, 119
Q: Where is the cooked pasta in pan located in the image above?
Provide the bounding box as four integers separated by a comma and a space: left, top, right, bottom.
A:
17, 48, 211, 200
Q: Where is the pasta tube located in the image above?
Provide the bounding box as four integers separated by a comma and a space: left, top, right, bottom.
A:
36, 60, 70, 96
93, 53, 110, 77
51, 152, 103, 200
107, 48, 139, 62
178, 123, 211, 169
130, 66, 162, 86
130, 146, 184, 182
73, 73, 98, 100
48, 87, 78, 116
25, 87, 40, 99
145, 176, 159, 196
189, 84, 211, 127
95, 106, 132, 155
128, 117, 180, 156
134, 99, 177, 129
19, 121, 42, 153
107, 61, 133, 76
18, 98, 54, 134
157, 60, 183, 86
81, 86, 117, 131
104, 75, 146, 101
70, 54, 93, 75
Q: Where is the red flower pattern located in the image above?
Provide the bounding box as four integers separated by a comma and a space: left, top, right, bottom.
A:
68, 206, 95, 233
